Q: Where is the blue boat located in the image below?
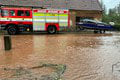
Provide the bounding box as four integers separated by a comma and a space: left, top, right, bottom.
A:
76, 19, 113, 33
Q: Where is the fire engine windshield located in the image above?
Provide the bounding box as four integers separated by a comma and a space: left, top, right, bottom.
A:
1, 10, 9, 16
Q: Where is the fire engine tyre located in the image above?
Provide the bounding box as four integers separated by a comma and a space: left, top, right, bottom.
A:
7, 25, 18, 35
47, 26, 57, 34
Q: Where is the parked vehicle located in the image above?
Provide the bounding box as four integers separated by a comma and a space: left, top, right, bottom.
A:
76, 19, 113, 33
0, 7, 70, 35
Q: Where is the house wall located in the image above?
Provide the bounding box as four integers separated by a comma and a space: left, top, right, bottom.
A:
70, 10, 102, 27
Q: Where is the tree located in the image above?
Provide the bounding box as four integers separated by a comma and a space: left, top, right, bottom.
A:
102, 2, 120, 24
118, 3, 120, 14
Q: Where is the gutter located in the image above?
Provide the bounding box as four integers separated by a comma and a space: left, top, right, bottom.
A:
0, 4, 44, 9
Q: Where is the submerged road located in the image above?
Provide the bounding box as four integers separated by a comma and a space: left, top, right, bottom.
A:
0, 32, 120, 80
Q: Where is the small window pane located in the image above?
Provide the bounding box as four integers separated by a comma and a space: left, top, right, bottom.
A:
2, 10, 9, 16
25, 11, 30, 16
86, 21, 95, 24
10, 10, 15, 16
17, 10, 24, 16
0, 9, 1, 16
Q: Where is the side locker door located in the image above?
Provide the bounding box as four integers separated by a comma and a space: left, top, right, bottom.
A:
46, 10, 59, 23
32, 9, 46, 31
59, 10, 69, 28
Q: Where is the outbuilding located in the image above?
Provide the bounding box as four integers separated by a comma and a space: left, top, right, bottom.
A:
0, 0, 102, 27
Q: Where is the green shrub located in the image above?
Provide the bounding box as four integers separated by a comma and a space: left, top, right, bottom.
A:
113, 24, 120, 31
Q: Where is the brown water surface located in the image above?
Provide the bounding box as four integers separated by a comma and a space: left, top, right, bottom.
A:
0, 32, 120, 80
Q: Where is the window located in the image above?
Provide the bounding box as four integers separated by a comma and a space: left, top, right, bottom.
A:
0, 9, 1, 16
25, 11, 30, 16
86, 21, 95, 24
2, 10, 9, 16
17, 10, 24, 16
10, 10, 15, 16
76, 17, 93, 23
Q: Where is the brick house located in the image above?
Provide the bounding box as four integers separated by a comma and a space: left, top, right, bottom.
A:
0, 0, 102, 27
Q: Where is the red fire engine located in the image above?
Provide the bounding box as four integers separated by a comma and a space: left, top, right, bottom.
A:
0, 7, 70, 35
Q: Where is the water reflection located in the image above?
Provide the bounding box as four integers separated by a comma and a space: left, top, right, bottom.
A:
0, 35, 33, 66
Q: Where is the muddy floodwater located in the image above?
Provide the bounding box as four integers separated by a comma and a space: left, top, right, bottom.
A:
0, 32, 120, 80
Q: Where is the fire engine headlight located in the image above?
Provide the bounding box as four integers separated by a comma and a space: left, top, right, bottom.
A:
27, 28, 30, 31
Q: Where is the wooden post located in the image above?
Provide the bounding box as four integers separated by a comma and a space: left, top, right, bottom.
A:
4, 35, 12, 51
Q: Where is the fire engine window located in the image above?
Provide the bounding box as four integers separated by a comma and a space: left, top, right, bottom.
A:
17, 10, 24, 16
25, 11, 30, 16
0, 9, 1, 16
10, 10, 15, 16
2, 10, 9, 16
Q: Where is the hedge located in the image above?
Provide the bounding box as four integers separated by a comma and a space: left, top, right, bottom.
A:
113, 24, 120, 31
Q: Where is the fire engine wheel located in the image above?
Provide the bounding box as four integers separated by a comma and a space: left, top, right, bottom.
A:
47, 26, 57, 34
7, 25, 18, 35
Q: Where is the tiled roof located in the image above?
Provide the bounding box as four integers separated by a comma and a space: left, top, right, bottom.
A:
0, 0, 102, 11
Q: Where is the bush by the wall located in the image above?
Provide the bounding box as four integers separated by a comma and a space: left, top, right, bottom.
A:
113, 24, 120, 31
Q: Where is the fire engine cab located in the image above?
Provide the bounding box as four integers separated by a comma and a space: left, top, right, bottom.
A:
0, 7, 70, 35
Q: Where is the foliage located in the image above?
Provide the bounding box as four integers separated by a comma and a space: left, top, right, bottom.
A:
102, 2, 120, 31
113, 24, 120, 31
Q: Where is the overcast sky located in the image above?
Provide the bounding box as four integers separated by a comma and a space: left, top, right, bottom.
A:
101, 0, 120, 9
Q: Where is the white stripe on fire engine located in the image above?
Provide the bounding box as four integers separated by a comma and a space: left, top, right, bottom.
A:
33, 16, 68, 18
33, 19, 45, 22
0, 18, 68, 23
0, 18, 32, 21
59, 20, 68, 22
0, 18, 9, 21
46, 20, 68, 23
0, 20, 32, 22
33, 19, 68, 22
34, 19, 59, 22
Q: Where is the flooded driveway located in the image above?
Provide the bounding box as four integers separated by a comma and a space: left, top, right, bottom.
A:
0, 32, 120, 80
